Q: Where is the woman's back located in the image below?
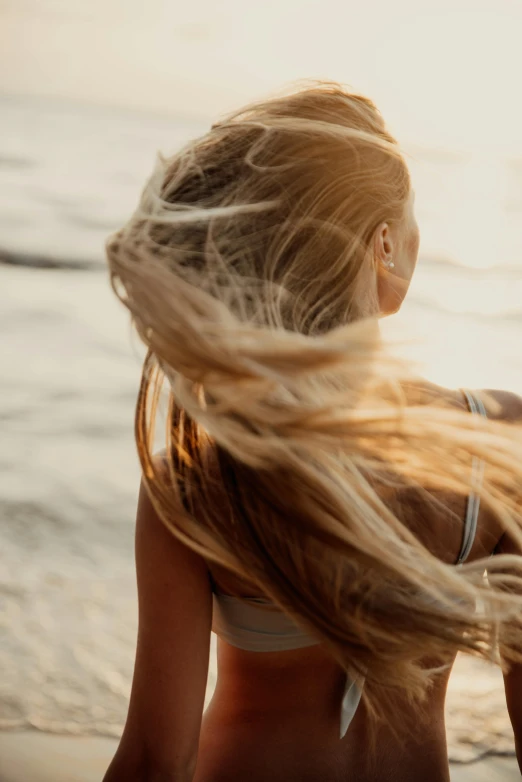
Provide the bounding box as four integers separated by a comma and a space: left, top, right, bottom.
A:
195, 386, 522, 782
191, 386, 516, 782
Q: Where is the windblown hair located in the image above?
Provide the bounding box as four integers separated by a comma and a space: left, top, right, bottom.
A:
107, 83, 522, 711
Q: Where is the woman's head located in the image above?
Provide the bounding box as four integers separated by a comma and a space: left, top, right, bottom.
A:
113, 83, 417, 338
107, 83, 522, 716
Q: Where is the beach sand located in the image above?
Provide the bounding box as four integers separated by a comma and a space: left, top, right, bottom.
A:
0, 732, 518, 782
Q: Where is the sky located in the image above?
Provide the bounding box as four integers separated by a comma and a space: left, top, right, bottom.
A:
1, 0, 522, 152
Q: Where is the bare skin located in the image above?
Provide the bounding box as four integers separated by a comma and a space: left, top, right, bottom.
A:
103, 385, 522, 782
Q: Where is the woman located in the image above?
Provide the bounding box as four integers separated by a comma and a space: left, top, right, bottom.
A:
103, 84, 522, 782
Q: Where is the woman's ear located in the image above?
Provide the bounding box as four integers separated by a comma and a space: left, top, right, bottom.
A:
373, 222, 394, 268
373, 223, 408, 316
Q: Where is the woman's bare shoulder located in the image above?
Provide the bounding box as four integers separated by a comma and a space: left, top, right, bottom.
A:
480, 388, 522, 422
401, 379, 522, 421
392, 381, 521, 562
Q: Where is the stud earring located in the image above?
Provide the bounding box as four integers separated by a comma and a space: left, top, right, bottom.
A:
382, 258, 395, 270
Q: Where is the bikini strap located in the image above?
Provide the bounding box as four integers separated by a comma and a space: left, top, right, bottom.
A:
456, 390, 488, 565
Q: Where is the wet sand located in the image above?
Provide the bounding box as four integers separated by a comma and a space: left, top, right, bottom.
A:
0, 732, 518, 782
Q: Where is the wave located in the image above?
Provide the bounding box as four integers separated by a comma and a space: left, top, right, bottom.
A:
0, 247, 101, 271
407, 293, 522, 324
418, 253, 522, 278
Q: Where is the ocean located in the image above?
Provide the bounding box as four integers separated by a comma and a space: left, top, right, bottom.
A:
1, 88, 521, 764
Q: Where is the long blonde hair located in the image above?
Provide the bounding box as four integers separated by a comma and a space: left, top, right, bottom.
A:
107, 83, 522, 710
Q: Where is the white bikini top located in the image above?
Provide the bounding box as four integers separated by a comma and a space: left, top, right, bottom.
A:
212, 389, 488, 738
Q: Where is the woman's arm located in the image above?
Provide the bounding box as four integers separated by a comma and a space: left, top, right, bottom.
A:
497, 531, 522, 773
485, 390, 522, 771
103, 480, 212, 782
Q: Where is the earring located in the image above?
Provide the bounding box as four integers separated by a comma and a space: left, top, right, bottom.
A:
382, 258, 395, 270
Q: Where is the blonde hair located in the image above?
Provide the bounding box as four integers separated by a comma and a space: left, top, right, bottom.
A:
107, 83, 522, 711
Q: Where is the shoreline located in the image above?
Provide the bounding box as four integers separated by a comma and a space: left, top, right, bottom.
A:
0, 731, 518, 782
